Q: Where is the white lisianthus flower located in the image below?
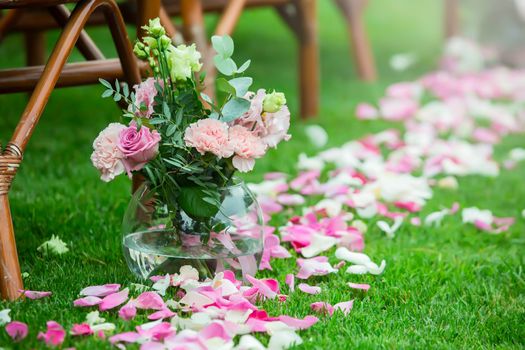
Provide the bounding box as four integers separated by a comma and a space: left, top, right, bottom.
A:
37, 235, 69, 256
168, 44, 203, 81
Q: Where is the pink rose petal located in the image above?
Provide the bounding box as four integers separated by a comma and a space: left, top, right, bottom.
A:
277, 315, 319, 330
119, 300, 137, 321
74, 296, 102, 307
5, 321, 28, 342
99, 288, 129, 311
285, 274, 295, 292
70, 323, 93, 336
333, 300, 354, 315
135, 292, 166, 310
80, 284, 120, 297
19, 290, 52, 300
37, 321, 65, 346
148, 308, 176, 320
310, 302, 334, 316
347, 282, 370, 291
297, 283, 321, 295
109, 331, 141, 344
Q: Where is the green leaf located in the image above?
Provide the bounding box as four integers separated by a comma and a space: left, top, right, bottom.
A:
101, 89, 113, 98
99, 78, 112, 89
175, 108, 183, 125
162, 102, 171, 120
122, 83, 129, 98
178, 186, 220, 219
216, 77, 236, 96
211, 35, 234, 58
114, 79, 120, 94
209, 111, 219, 119
166, 124, 177, 137
228, 77, 252, 97
213, 56, 237, 76
113, 93, 122, 102
149, 118, 165, 125
236, 60, 251, 73
221, 97, 251, 122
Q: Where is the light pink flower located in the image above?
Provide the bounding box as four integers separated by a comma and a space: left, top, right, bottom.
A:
184, 119, 233, 158
5, 321, 28, 342
118, 122, 161, 174
37, 321, 66, 347
229, 125, 267, 172
91, 123, 126, 182
131, 78, 159, 118
235, 89, 291, 148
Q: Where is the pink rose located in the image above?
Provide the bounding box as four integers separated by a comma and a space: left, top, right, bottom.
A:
130, 78, 159, 118
228, 125, 267, 172
184, 119, 234, 158
91, 123, 127, 182
118, 122, 161, 175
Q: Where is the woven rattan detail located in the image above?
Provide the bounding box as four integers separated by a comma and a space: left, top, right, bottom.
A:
0, 144, 22, 195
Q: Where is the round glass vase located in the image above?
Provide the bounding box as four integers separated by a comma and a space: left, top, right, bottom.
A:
122, 178, 264, 281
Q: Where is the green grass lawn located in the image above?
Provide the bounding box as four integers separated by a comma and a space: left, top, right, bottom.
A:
1, 1, 524, 348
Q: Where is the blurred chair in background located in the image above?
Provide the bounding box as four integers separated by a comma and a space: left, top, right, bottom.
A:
333, 0, 376, 81
0, 0, 145, 301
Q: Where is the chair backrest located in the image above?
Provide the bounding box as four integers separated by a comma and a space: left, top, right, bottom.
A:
0, 0, 78, 9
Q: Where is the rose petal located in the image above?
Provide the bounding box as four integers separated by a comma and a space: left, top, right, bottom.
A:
5, 321, 28, 342
19, 290, 52, 300
333, 300, 354, 315
297, 283, 321, 295
99, 288, 129, 311
74, 296, 102, 307
80, 284, 120, 297
347, 282, 370, 291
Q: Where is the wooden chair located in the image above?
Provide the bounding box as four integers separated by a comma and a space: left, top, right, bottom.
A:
0, 0, 149, 300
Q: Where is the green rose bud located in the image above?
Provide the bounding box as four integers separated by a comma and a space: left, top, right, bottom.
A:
263, 91, 286, 113
133, 42, 147, 59
159, 35, 172, 50
142, 36, 157, 49
144, 17, 165, 38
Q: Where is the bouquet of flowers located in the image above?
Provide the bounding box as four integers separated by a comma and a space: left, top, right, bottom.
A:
90, 19, 290, 245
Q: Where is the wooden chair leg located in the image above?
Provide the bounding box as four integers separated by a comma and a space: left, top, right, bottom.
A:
0, 0, 140, 301
277, 0, 319, 119
334, 0, 376, 81
181, 0, 215, 97
24, 30, 46, 66
0, 145, 23, 300
444, 0, 460, 39
214, 0, 246, 36
137, 0, 161, 39
0, 9, 22, 42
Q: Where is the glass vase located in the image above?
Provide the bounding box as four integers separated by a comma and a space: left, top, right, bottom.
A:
122, 178, 264, 281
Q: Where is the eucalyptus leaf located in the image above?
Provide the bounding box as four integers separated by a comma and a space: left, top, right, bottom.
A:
166, 124, 177, 136
211, 35, 234, 58
236, 60, 251, 73
101, 89, 113, 98
228, 77, 252, 97
213, 56, 237, 76
99, 78, 112, 89
123, 83, 129, 98
216, 78, 236, 96
221, 97, 251, 122
163, 102, 171, 119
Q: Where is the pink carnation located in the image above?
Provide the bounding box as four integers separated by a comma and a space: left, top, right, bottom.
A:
118, 122, 161, 175
91, 123, 127, 182
131, 78, 159, 118
229, 125, 267, 172
184, 119, 234, 158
